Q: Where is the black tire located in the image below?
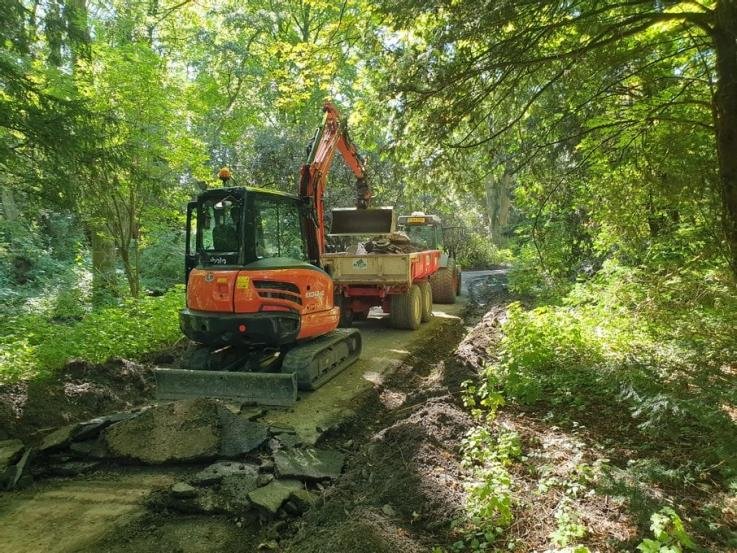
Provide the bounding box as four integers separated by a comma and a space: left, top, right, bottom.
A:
430, 267, 456, 304
418, 280, 433, 322
390, 284, 422, 330
335, 296, 353, 328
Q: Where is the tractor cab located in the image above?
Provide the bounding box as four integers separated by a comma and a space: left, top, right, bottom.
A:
397, 212, 443, 250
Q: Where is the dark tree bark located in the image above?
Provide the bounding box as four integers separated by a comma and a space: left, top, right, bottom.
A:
90, 225, 119, 303
713, 1, 737, 276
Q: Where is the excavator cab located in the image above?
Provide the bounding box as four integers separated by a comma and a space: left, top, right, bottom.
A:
185, 187, 307, 277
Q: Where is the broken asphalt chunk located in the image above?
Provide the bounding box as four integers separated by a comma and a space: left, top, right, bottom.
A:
103, 399, 221, 464
192, 461, 259, 486
39, 424, 80, 452
218, 408, 269, 458
0, 439, 24, 469
274, 448, 345, 480
247, 479, 303, 514
3, 447, 33, 490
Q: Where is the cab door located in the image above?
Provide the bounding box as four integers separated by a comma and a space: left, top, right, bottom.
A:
184, 201, 198, 285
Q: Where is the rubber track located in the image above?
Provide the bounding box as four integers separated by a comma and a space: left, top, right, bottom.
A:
281, 328, 362, 391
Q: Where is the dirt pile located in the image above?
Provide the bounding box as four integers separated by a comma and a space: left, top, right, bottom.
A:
0, 357, 154, 440
279, 305, 493, 552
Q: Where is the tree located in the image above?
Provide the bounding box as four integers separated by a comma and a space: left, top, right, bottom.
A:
381, 0, 737, 276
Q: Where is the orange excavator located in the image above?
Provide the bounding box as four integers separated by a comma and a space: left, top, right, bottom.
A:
155, 102, 393, 406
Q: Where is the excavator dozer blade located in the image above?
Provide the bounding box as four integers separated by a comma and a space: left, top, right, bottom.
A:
330, 207, 395, 235
154, 368, 298, 406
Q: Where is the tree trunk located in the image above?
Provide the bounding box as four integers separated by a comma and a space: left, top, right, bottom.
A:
713, 1, 737, 277
1, 187, 19, 222
90, 225, 118, 304
485, 168, 512, 245
119, 241, 140, 298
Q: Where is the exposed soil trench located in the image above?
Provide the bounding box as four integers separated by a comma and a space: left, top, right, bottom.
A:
0, 272, 505, 552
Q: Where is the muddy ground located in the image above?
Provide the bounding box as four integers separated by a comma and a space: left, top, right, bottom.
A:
0, 357, 158, 441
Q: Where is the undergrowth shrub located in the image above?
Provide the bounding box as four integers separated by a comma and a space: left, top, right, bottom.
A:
0, 285, 185, 382
486, 261, 737, 479
456, 233, 513, 269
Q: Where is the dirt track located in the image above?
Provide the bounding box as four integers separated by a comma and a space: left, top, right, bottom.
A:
0, 281, 487, 553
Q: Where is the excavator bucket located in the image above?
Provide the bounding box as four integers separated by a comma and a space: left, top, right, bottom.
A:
155, 368, 298, 406
330, 207, 395, 236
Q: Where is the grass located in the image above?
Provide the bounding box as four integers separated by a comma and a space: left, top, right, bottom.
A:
0, 285, 185, 383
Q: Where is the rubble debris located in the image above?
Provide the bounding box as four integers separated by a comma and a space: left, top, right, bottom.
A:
39, 424, 80, 452
259, 458, 275, 473
103, 399, 221, 464
2, 447, 33, 490
0, 439, 24, 468
247, 479, 303, 514
289, 488, 318, 513
274, 448, 345, 480
220, 473, 260, 507
218, 408, 269, 457
192, 461, 259, 486
69, 439, 109, 459
365, 232, 424, 254
171, 482, 197, 498
73, 412, 138, 441
274, 432, 302, 449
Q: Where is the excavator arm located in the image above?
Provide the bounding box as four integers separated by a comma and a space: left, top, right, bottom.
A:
299, 102, 389, 263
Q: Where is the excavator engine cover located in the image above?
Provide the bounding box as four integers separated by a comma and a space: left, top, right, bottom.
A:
330, 207, 395, 236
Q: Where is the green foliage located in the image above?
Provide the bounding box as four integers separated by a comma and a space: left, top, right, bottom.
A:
0, 286, 184, 383
456, 233, 512, 270
139, 227, 186, 292
550, 504, 588, 548
454, 427, 522, 550
491, 262, 737, 476
636, 508, 697, 553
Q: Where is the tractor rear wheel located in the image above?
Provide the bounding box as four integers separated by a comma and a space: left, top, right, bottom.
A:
430, 267, 456, 304
418, 280, 433, 322
390, 284, 422, 330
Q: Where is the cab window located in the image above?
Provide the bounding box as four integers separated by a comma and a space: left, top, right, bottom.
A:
253, 197, 306, 260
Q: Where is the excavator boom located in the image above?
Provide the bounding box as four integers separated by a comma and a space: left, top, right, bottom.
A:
300, 102, 394, 261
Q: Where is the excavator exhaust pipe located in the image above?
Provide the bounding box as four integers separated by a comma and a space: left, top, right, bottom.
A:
329, 207, 395, 235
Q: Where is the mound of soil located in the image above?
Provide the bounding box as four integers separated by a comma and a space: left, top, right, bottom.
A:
0, 358, 154, 441
281, 296, 503, 552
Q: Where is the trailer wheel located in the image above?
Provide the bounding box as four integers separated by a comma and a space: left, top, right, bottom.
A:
335, 296, 353, 328
430, 267, 456, 304
418, 280, 433, 322
390, 284, 422, 330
